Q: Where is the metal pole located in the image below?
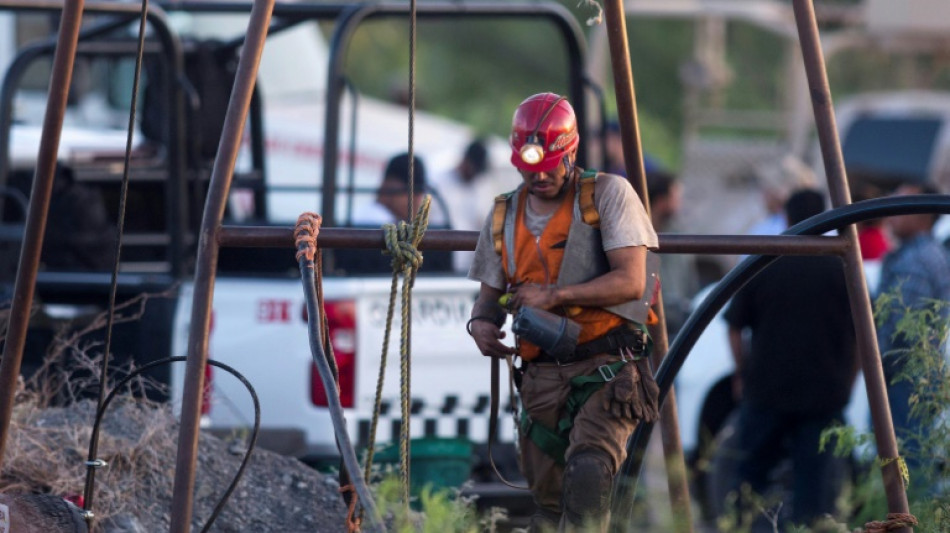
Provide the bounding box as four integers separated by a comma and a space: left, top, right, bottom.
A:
169, 1, 274, 532
602, 0, 693, 530
0, 0, 85, 465
216, 226, 848, 255
791, 1, 911, 530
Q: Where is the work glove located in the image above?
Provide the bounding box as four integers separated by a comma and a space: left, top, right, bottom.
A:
603, 356, 660, 423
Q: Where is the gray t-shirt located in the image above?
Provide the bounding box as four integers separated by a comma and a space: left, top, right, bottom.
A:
468, 172, 658, 290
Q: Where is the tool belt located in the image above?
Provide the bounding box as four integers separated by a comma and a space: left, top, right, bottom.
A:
534, 322, 646, 364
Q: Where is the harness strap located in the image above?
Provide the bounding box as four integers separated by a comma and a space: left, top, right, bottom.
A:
520, 407, 569, 466
578, 170, 599, 228
491, 192, 513, 255
491, 169, 601, 256
558, 359, 628, 435
521, 358, 630, 464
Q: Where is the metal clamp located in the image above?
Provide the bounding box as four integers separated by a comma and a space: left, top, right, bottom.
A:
84, 459, 108, 468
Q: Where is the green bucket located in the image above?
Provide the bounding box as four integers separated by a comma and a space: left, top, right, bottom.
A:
373, 437, 474, 494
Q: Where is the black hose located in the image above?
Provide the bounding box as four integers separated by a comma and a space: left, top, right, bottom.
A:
614, 194, 950, 502
82, 356, 260, 533
298, 255, 385, 532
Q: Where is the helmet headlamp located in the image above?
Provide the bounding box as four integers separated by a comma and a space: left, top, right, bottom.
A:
519, 140, 545, 165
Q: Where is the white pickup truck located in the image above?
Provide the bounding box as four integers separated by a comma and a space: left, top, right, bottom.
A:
171, 276, 520, 464
0, 2, 588, 486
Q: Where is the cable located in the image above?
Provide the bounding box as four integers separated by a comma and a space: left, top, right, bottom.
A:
82, 356, 260, 533
84, 0, 150, 517
297, 236, 385, 532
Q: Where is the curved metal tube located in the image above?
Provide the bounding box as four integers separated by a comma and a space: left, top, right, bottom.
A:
618, 194, 950, 486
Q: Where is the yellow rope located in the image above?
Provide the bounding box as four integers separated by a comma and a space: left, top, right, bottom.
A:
878, 455, 911, 488
363, 196, 431, 506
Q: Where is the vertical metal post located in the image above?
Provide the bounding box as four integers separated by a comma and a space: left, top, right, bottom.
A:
791, 1, 911, 530
169, 1, 275, 532
602, 0, 693, 530
0, 0, 85, 466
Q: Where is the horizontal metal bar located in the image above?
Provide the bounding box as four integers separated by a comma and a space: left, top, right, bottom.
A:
217, 225, 848, 256
217, 226, 479, 251
659, 233, 848, 255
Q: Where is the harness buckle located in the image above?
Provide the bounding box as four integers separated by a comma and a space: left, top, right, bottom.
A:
598, 364, 617, 382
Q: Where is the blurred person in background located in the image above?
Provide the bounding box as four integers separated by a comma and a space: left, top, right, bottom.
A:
747, 154, 817, 236
343, 152, 451, 272
603, 119, 660, 179
875, 182, 950, 472
646, 169, 699, 335
724, 188, 856, 530
433, 139, 494, 272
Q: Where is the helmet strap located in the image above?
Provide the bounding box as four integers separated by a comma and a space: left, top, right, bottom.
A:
557, 154, 575, 196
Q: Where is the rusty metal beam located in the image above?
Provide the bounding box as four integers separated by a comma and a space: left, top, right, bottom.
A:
0, 0, 85, 465
791, 0, 911, 529
169, 1, 275, 532
217, 225, 848, 256
602, 0, 693, 530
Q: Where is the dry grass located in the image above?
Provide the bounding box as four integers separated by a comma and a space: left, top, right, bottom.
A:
0, 290, 178, 527
2, 394, 177, 526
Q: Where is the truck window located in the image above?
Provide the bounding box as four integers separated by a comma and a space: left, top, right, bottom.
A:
843, 116, 941, 183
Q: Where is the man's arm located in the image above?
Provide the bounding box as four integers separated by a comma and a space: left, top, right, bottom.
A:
510, 245, 647, 310
470, 283, 517, 358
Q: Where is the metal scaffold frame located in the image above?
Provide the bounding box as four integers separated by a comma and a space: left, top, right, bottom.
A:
1, 2, 944, 532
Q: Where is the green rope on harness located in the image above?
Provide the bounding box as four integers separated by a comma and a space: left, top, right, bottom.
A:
362, 196, 431, 504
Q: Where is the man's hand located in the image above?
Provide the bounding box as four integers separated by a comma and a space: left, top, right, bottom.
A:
471, 283, 517, 358
469, 319, 517, 358
510, 283, 560, 310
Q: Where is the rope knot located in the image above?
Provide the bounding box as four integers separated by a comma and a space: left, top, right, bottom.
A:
863, 512, 919, 533
382, 196, 431, 274
294, 212, 322, 262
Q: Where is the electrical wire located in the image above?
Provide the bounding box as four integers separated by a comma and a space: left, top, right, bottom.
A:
82, 356, 260, 533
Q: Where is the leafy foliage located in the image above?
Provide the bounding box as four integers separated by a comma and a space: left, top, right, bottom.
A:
820, 289, 950, 532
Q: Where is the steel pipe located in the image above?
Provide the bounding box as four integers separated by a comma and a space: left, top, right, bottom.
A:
602, 0, 693, 529
792, 0, 910, 526
217, 225, 848, 256
0, 0, 85, 466
170, 1, 275, 532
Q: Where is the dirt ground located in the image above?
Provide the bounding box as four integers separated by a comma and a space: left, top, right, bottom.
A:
0, 399, 350, 533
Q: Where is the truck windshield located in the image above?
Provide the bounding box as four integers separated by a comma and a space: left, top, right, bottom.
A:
843, 116, 941, 182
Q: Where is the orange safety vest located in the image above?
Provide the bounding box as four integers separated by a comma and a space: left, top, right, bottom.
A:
499, 181, 624, 361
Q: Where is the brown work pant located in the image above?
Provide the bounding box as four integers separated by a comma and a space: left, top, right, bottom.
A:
519, 353, 639, 518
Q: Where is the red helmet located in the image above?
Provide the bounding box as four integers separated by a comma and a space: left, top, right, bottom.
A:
509, 92, 579, 173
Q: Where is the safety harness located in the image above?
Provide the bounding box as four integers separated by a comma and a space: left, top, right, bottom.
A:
488, 169, 655, 465
492, 169, 600, 255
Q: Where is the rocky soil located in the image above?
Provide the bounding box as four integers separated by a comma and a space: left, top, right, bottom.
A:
0, 399, 350, 532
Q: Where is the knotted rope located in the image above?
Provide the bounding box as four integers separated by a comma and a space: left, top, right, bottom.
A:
863, 513, 919, 533
362, 196, 431, 506
294, 212, 322, 262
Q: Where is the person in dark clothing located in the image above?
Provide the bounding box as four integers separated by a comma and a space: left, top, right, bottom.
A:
724, 188, 856, 529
